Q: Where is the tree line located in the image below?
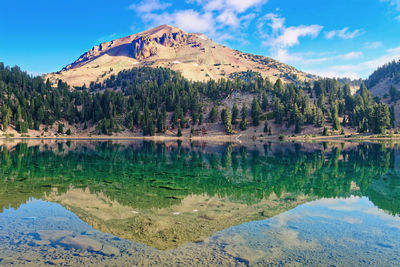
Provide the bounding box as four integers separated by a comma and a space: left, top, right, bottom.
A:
0, 63, 394, 136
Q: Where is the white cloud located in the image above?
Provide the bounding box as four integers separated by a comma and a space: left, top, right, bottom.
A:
174, 10, 215, 32
341, 51, 363, 60
381, 0, 400, 20
381, 0, 400, 10
307, 46, 400, 79
216, 10, 240, 27
365, 41, 383, 49
259, 13, 322, 62
202, 0, 267, 13
270, 25, 322, 48
306, 69, 361, 79
387, 45, 400, 54
189, 0, 266, 28
133, 8, 215, 34
129, 0, 171, 13
280, 51, 363, 66
325, 27, 362, 40
130, 0, 268, 43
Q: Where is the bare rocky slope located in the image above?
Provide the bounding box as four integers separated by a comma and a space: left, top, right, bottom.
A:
366, 60, 400, 127
46, 25, 314, 87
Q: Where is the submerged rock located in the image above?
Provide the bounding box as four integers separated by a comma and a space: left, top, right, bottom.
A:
37, 230, 73, 241
59, 236, 102, 252
101, 245, 120, 256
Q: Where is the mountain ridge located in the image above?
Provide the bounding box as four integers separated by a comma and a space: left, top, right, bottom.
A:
366, 60, 400, 127
46, 24, 314, 87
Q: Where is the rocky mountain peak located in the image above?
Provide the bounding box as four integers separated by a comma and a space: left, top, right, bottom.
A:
48, 25, 312, 87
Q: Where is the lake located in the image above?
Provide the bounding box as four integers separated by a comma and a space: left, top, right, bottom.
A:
0, 140, 399, 266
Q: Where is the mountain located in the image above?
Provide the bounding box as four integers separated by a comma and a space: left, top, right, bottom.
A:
366, 60, 400, 97
46, 25, 314, 87
366, 60, 400, 127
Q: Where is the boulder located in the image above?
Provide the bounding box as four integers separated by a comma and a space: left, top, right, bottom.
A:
59, 236, 102, 252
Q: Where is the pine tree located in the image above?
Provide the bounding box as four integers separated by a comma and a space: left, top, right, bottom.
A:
261, 92, 268, 111
240, 119, 247, 131
240, 104, 247, 130
148, 120, 156, 136
264, 120, 269, 133
156, 113, 163, 133
273, 96, 284, 124
1, 105, 11, 131
209, 105, 218, 123
231, 103, 239, 125
315, 107, 325, 127
225, 110, 233, 134
241, 103, 247, 121
221, 108, 228, 124
322, 127, 328, 136
58, 123, 64, 134
273, 79, 283, 95
372, 103, 390, 134
331, 103, 340, 130
251, 97, 262, 126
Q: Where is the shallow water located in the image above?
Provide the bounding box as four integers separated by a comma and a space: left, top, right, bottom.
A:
0, 141, 399, 266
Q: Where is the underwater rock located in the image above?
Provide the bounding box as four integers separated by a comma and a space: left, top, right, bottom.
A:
101, 245, 120, 256
59, 236, 102, 252
37, 230, 73, 241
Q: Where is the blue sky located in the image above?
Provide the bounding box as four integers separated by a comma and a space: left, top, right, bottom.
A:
1, 0, 400, 79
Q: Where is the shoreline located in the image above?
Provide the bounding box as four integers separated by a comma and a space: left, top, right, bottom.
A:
1, 134, 400, 143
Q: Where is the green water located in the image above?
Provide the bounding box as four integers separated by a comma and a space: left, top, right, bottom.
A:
0, 141, 399, 266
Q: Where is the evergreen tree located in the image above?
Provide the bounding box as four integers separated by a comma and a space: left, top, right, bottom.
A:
264, 120, 269, 133
331, 103, 340, 130
240, 103, 247, 130
221, 108, 228, 124
231, 103, 239, 125
390, 106, 395, 128
273, 79, 283, 95
240, 119, 247, 131
322, 127, 328, 136
261, 92, 268, 111
209, 105, 218, 123
389, 86, 400, 102
372, 103, 390, 134
273, 96, 284, 124
223, 110, 233, 134
156, 113, 163, 133
251, 97, 262, 126
1, 105, 11, 131
315, 107, 325, 127
58, 123, 64, 134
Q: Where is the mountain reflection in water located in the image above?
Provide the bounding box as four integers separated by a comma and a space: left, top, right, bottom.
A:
0, 140, 399, 265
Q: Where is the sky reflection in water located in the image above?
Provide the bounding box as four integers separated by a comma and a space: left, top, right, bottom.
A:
0, 141, 399, 266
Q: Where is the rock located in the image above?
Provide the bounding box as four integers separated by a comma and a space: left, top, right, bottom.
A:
37, 230, 73, 241
1, 257, 16, 264
131, 35, 159, 60
33, 239, 51, 246
59, 236, 102, 252
101, 245, 120, 256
